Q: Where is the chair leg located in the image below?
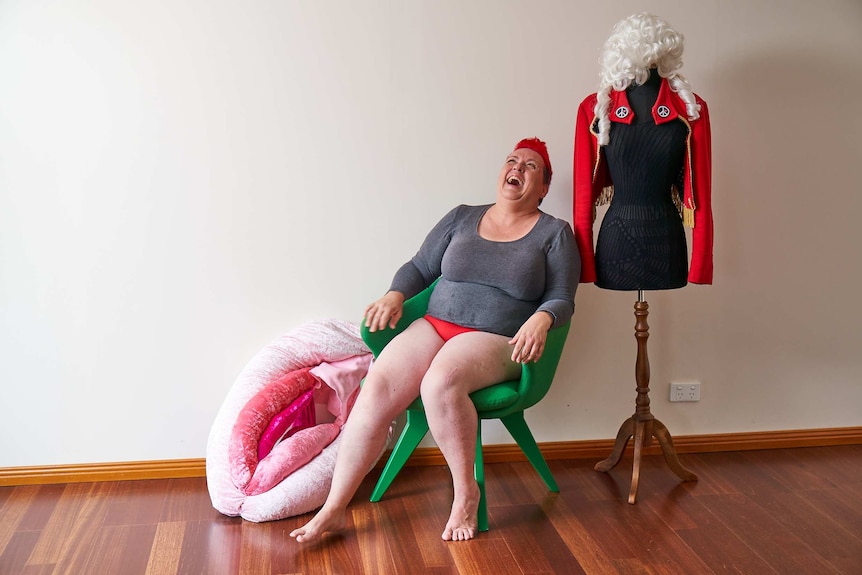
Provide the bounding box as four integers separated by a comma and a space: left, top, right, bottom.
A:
500, 412, 559, 492
474, 422, 488, 532
370, 409, 429, 502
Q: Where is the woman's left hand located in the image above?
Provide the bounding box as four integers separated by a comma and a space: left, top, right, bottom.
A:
508, 311, 554, 363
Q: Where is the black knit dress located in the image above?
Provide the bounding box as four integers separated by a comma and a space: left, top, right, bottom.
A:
595, 70, 689, 291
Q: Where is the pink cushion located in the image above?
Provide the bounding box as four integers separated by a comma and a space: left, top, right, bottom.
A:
206, 319, 373, 521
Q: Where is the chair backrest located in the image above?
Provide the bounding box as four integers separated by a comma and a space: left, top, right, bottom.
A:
359, 279, 571, 415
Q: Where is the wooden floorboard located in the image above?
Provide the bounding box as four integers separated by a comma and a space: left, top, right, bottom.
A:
0, 445, 860, 574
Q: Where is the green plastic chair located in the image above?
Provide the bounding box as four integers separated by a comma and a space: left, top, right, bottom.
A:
362, 280, 570, 532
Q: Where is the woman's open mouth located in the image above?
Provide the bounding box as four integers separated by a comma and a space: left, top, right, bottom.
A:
506, 175, 523, 186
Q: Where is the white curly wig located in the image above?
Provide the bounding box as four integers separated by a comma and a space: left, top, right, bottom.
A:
595, 13, 701, 146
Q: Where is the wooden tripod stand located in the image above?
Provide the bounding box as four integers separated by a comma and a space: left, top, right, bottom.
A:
594, 291, 698, 503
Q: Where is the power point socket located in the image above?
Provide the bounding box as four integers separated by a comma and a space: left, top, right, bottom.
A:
669, 382, 701, 402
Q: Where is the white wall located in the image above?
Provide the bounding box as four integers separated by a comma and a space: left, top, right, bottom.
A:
1, 0, 860, 467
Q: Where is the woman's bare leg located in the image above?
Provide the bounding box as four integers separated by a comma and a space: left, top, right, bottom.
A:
420, 332, 521, 541
290, 319, 443, 543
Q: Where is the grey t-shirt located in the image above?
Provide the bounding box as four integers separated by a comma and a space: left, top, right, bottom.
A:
389, 204, 580, 337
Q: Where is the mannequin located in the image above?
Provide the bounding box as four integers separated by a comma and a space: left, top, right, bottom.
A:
596, 67, 689, 290
574, 12, 713, 287
572, 13, 713, 503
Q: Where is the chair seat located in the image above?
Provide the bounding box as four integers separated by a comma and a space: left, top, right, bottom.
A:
406, 380, 520, 413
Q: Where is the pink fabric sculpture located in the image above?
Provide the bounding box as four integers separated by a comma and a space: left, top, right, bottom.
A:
206, 319, 373, 522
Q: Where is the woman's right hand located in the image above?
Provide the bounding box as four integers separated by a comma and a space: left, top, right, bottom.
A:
363, 291, 405, 332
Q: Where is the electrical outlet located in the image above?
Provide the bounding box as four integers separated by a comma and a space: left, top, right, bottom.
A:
669, 382, 701, 402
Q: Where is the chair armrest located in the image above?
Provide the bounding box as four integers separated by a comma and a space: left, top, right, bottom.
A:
516, 322, 571, 409
360, 279, 439, 357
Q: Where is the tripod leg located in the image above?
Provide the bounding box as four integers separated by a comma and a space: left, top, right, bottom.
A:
595, 417, 634, 472
652, 419, 698, 481
627, 420, 647, 504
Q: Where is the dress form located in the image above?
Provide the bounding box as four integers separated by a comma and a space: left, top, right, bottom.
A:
593, 69, 698, 502
595, 68, 689, 290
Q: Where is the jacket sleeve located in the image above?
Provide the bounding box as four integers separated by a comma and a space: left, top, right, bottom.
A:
573, 95, 602, 283
687, 97, 714, 284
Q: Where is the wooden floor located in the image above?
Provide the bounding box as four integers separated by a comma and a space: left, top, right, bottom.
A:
1, 445, 860, 574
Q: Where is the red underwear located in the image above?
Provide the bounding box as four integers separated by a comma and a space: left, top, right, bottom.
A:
424, 315, 477, 341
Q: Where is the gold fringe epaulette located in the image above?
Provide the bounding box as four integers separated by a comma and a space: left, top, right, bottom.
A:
671, 185, 696, 229
671, 185, 683, 215
592, 185, 614, 222
683, 207, 695, 228
598, 185, 614, 206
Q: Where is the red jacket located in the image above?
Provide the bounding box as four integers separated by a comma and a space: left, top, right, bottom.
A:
573, 78, 713, 284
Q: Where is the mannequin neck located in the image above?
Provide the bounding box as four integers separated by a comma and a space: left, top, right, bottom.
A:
635, 67, 662, 89
627, 68, 662, 122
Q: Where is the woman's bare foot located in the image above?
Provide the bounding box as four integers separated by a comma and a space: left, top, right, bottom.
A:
289, 507, 347, 543
441, 482, 481, 541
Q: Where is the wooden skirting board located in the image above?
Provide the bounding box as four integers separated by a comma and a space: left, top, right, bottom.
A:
2, 426, 860, 487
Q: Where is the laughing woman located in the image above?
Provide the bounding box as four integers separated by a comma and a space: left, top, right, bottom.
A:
290, 138, 579, 543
